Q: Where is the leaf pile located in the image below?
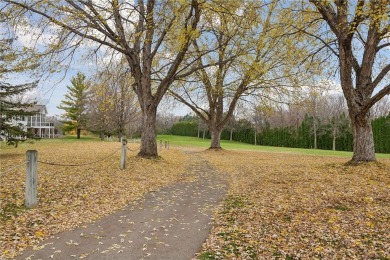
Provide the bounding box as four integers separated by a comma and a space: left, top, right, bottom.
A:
0, 141, 189, 259
199, 150, 390, 259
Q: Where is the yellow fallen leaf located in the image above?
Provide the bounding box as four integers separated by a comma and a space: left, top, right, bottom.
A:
35, 231, 44, 238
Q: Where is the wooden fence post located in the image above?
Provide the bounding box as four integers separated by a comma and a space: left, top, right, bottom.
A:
121, 138, 127, 170
25, 150, 38, 208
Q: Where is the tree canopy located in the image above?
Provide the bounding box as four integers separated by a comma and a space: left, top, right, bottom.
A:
170, 0, 300, 149
3, 0, 202, 158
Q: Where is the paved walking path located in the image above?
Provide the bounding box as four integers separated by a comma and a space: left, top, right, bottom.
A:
17, 153, 227, 260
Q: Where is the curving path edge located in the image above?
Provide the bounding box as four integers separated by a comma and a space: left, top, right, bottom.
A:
16, 152, 227, 260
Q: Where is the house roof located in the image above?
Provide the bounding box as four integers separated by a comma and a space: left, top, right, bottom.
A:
26, 104, 48, 114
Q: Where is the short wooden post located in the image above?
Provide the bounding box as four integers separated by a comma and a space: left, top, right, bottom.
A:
160, 140, 162, 149
120, 138, 127, 170
164, 141, 167, 149
25, 150, 38, 208
167, 141, 170, 150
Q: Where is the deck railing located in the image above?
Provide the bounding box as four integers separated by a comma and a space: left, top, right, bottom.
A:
27, 122, 54, 127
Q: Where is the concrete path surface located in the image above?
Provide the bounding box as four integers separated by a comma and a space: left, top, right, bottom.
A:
17, 153, 227, 260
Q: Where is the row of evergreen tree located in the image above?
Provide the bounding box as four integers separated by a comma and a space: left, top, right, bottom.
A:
170, 113, 390, 153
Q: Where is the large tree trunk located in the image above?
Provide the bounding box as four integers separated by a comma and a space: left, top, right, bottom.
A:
230, 129, 233, 141
351, 113, 376, 162
209, 127, 222, 150
138, 107, 158, 158
77, 128, 81, 139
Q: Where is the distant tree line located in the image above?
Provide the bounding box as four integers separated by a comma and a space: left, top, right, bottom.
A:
170, 112, 390, 154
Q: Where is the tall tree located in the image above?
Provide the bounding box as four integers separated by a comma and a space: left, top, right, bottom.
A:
292, 1, 390, 162
170, 0, 290, 149
3, 0, 201, 158
0, 19, 38, 146
58, 72, 89, 139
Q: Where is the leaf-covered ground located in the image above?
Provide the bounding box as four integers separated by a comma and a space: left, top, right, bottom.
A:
2, 141, 389, 259
198, 150, 390, 259
0, 141, 189, 259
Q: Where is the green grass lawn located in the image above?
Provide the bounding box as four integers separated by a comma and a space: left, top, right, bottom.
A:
157, 134, 390, 159
2, 134, 389, 159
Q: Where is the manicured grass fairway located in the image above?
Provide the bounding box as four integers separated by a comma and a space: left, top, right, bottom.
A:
158, 134, 390, 159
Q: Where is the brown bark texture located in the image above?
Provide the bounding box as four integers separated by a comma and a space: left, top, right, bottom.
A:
310, 0, 390, 162
209, 128, 222, 150
138, 108, 158, 158
351, 114, 376, 162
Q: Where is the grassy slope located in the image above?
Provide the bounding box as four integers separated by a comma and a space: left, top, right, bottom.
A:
158, 135, 390, 159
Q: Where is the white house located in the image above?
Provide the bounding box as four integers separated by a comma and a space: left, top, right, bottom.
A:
12, 104, 56, 138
